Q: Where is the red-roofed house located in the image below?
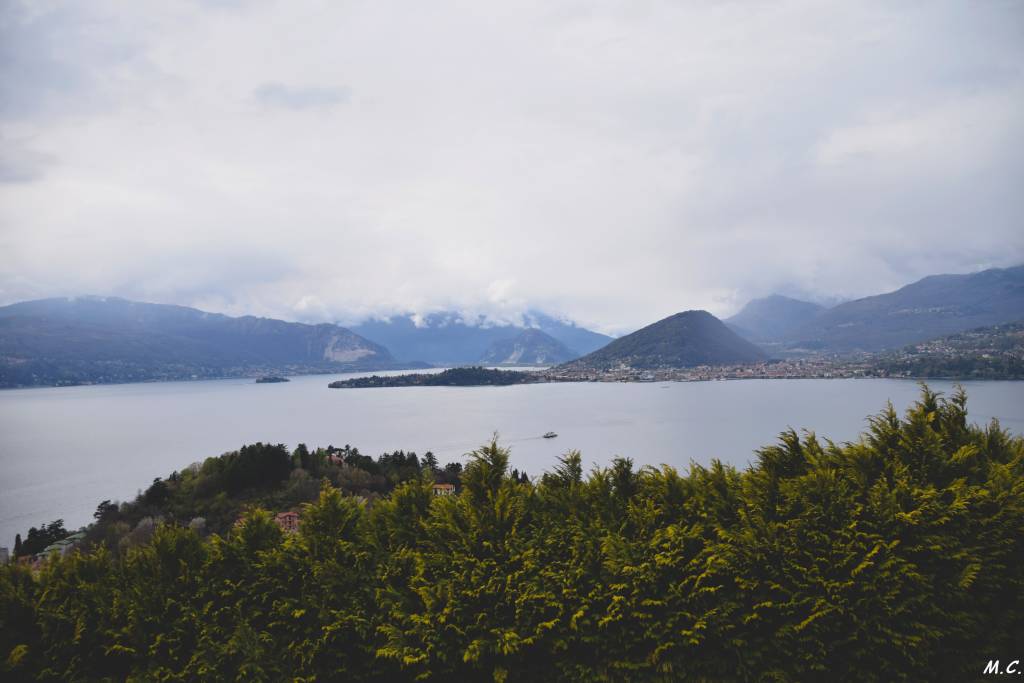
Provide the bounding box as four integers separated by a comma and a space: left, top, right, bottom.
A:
275, 511, 300, 533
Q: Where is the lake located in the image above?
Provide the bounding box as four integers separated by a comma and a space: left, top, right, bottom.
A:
2, 374, 1022, 548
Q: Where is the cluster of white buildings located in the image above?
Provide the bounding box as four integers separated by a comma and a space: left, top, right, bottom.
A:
2, 531, 88, 570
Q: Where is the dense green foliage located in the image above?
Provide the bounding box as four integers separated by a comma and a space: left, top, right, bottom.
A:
877, 354, 1024, 380
13, 522, 68, 559
2, 387, 1022, 681
10, 444, 464, 558
329, 366, 538, 388
873, 321, 1024, 379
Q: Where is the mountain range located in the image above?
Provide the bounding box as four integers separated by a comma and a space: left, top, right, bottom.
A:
0, 297, 406, 388
2, 265, 1022, 387
350, 311, 612, 365
727, 265, 1024, 352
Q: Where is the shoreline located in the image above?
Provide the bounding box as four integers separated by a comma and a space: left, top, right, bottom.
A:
3, 369, 1021, 392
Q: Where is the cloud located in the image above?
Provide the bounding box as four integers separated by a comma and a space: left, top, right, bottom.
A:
0, 0, 1022, 334
813, 95, 1017, 170
253, 82, 351, 110
0, 138, 55, 183
0, 2, 155, 122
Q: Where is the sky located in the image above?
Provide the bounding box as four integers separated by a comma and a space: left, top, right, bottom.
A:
1, 0, 1022, 335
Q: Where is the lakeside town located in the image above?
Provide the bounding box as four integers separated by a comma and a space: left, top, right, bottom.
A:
331, 322, 1024, 387
328, 340, 1024, 389
545, 322, 1024, 383
542, 356, 878, 383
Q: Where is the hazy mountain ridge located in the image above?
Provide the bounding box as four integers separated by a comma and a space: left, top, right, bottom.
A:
4, 264, 1022, 387
725, 295, 825, 342
478, 329, 578, 365
563, 310, 767, 370
725, 265, 1024, 353
0, 297, 405, 387
783, 265, 1024, 351
351, 310, 611, 365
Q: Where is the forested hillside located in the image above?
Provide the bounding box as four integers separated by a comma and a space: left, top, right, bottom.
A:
785, 264, 1024, 351
328, 367, 538, 388
0, 297, 404, 387
874, 321, 1024, 379
566, 310, 767, 370
1, 388, 1021, 681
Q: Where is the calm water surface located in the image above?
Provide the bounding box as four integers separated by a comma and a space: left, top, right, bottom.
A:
1, 374, 1022, 547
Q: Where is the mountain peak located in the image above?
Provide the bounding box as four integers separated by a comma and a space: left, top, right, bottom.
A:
479, 328, 578, 366
563, 309, 766, 370
725, 296, 825, 343
351, 310, 611, 364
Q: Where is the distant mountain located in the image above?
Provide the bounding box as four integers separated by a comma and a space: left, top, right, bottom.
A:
562, 310, 767, 370
525, 311, 613, 357
0, 297, 407, 387
350, 311, 612, 365
479, 329, 578, 366
785, 265, 1024, 351
726, 295, 825, 342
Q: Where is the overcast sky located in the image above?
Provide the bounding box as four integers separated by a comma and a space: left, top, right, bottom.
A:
1, 0, 1022, 334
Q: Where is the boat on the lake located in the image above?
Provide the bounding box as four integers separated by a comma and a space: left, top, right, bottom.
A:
543, 431, 558, 439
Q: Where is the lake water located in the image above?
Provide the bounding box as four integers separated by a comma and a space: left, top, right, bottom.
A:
1, 374, 1022, 548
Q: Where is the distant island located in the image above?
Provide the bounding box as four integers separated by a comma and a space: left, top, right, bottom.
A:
328, 366, 543, 388
255, 376, 290, 383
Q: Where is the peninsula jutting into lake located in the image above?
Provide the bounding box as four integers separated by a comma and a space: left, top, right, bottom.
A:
328, 366, 541, 388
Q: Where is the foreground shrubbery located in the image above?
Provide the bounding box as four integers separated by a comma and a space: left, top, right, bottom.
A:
2, 387, 1022, 681
10, 443, 467, 558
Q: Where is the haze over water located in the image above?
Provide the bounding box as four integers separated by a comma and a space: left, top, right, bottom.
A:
2, 375, 1022, 547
